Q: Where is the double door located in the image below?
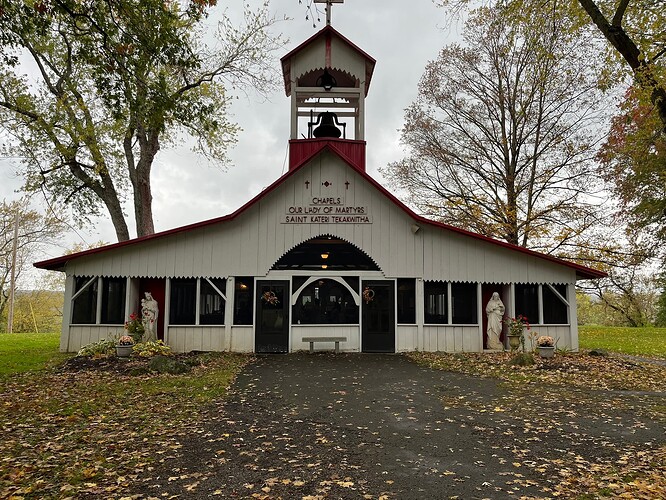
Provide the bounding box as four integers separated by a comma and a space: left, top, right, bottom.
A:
254, 279, 395, 353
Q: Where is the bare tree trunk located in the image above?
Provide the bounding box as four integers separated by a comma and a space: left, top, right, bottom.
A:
129, 125, 158, 237
67, 161, 131, 241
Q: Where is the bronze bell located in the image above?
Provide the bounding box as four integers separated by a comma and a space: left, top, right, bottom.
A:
312, 111, 343, 138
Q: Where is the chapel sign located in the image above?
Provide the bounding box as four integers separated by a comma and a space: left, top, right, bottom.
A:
282, 197, 372, 224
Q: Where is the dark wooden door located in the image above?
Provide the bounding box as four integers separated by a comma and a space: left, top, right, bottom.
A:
361, 280, 395, 353
255, 281, 290, 354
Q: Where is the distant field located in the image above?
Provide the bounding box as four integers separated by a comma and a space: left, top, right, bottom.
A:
0, 332, 68, 376
578, 326, 666, 358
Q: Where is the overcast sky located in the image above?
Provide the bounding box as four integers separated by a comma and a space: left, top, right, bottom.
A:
0, 0, 457, 264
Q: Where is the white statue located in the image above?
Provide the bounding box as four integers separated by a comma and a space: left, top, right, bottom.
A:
141, 292, 159, 342
485, 292, 505, 350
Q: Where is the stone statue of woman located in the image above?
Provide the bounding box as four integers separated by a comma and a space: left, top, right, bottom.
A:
141, 292, 159, 342
485, 292, 505, 350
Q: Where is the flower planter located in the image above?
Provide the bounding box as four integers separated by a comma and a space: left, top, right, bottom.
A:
507, 334, 521, 351
115, 345, 133, 358
538, 346, 555, 358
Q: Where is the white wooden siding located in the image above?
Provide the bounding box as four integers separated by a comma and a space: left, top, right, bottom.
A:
64, 152, 576, 285
291, 325, 360, 352
525, 326, 574, 350
397, 325, 417, 352
68, 326, 124, 352
167, 327, 225, 353
423, 326, 481, 352
229, 326, 254, 353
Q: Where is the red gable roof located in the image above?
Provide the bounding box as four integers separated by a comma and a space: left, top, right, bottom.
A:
281, 25, 376, 97
35, 142, 607, 281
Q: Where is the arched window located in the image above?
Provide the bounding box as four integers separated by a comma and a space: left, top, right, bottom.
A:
273, 236, 379, 271
293, 278, 359, 324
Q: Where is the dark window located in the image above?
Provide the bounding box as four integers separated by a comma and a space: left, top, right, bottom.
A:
200, 278, 226, 325
543, 284, 568, 324
272, 237, 379, 271
515, 284, 539, 325
293, 278, 359, 324
451, 282, 477, 324
170, 278, 197, 325
397, 279, 416, 324
72, 276, 98, 324
424, 281, 448, 324
293, 276, 310, 294
101, 277, 126, 324
234, 277, 254, 325
342, 276, 359, 292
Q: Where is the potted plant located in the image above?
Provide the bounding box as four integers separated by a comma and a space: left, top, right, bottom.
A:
536, 335, 555, 358
115, 335, 135, 358
505, 315, 530, 351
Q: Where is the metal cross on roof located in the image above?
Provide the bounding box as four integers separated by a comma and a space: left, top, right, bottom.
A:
314, 0, 344, 26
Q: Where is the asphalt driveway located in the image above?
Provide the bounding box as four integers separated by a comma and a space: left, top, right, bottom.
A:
133, 353, 664, 499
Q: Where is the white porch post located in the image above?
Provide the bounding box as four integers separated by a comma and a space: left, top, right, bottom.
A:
568, 283, 579, 351
61, 275, 74, 352
225, 277, 235, 351
416, 278, 424, 350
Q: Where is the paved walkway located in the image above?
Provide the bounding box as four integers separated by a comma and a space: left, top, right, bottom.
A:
134, 353, 664, 499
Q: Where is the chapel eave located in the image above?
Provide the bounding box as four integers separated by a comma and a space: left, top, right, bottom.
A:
34, 145, 607, 281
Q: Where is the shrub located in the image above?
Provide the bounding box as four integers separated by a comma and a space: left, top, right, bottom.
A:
148, 355, 190, 374
133, 340, 172, 358
510, 352, 535, 366
77, 339, 116, 358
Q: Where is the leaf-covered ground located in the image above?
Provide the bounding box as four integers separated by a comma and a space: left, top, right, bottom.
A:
0, 353, 250, 499
408, 351, 666, 499
1, 350, 664, 499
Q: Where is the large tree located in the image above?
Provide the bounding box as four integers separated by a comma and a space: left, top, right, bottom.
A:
383, 4, 605, 253
0, 0, 283, 241
598, 88, 666, 242
574, 0, 666, 131
436, 0, 666, 132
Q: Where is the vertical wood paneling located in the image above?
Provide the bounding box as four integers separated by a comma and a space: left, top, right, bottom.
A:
292, 325, 360, 352
396, 326, 417, 352
230, 326, 254, 352
65, 148, 578, 290
454, 327, 463, 352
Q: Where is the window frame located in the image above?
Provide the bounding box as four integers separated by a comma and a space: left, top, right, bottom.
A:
71, 276, 129, 325
168, 277, 228, 326
397, 278, 417, 325
513, 283, 570, 325
71, 276, 98, 325
450, 282, 478, 325
424, 281, 449, 325
233, 277, 254, 326
292, 277, 360, 325
542, 284, 569, 325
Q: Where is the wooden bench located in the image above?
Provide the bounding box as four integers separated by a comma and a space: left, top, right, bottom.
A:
302, 336, 347, 354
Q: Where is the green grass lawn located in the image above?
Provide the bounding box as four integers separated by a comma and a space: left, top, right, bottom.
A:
578, 325, 666, 358
0, 332, 69, 376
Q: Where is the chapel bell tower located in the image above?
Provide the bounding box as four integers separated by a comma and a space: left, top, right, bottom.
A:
280, 1, 376, 171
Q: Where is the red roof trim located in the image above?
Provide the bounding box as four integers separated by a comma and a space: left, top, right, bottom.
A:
281, 25, 376, 96
35, 144, 606, 280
